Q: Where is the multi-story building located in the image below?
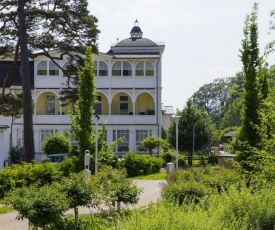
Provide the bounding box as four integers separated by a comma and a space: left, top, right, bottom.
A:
0, 20, 168, 169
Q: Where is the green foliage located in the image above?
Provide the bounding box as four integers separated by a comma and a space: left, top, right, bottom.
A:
162, 166, 241, 205
141, 136, 163, 154
118, 153, 164, 177
42, 133, 72, 155
93, 166, 142, 209
115, 183, 275, 230
70, 46, 97, 165
162, 180, 212, 205
168, 100, 215, 166
56, 156, 80, 176
61, 172, 98, 209
0, 162, 62, 199
237, 3, 264, 149
0, 93, 23, 118
5, 183, 69, 229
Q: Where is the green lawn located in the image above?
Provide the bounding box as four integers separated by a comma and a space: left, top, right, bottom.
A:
132, 172, 167, 180
0, 205, 13, 214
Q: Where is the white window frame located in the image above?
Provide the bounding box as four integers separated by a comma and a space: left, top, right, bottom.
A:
46, 95, 56, 115
94, 96, 102, 115
113, 130, 129, 152
49, 61, 59, 76
37, 61, 47, 75
136, 130, 152, 152
120, 96, 128, 115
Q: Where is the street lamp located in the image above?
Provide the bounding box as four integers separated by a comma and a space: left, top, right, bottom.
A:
95, 114, 100, 174
172, 115, 181, 169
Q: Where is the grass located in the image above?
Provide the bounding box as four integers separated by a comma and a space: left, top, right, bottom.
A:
0, 205, 13, 215
132, 172, 167, 180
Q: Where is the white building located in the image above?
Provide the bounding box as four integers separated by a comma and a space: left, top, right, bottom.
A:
0, 20, 170, 169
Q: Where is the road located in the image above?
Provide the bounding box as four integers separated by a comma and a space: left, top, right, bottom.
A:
0, 180, 165, 230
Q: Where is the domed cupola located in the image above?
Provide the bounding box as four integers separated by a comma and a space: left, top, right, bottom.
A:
130, 19, 143, 39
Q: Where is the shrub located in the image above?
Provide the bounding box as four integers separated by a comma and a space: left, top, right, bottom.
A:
161, 150, 175, 164
118, 153, 163, 177
42, 133, 72, 155
162, 166, 241, 204
161, 180, 213, 205
207, 155, 218, 165
5, 183, 69, 229
57, 156, 80, 176
142, 136, 163, 155
0, 162, 63, 198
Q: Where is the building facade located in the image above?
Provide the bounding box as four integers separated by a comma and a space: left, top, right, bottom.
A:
0, 20, 168, 168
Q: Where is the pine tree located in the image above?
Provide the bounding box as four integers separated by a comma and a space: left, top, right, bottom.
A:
0, 0, 99, 161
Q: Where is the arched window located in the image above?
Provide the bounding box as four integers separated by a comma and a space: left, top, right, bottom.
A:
49, 61, 59, 76
136, 62, 144, 76
37, 61, 47, 75
145, 61, 154, 76
99, 61, 108, 76
123, 61, 132, 76
112, 61, 121, 76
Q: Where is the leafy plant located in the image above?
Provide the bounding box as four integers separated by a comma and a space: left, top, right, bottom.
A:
5, 183, 69, 230
118, 153, 163, 177
142, 136, 163, 155
42, 133, 72, 155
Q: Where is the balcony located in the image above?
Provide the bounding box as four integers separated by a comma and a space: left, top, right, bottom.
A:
13, 114, 157, 125
95, 76, 156, 88
98, 115, 156, 125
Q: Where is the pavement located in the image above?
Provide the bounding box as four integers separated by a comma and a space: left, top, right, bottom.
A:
0, 180, 165, 230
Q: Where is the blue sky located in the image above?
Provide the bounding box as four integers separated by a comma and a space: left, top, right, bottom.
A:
89, 0, 275, 111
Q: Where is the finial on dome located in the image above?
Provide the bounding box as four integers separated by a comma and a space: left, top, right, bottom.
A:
130, 19, 143, 39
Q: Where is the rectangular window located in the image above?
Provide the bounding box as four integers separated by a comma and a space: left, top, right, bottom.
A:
113, 130, 129, 152
136, 130, 152, 152
40, 129, 56, 143
94, 96, 102, 115
49, 61, 59, 76
46, 95, 56, 115
120, 96, 128, 115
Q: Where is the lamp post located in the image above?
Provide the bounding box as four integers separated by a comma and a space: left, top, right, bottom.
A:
95, 114, 100, 174
173, 115, 181, 169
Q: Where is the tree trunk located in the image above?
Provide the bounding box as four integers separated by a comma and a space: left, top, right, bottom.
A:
18, 0, 35, 162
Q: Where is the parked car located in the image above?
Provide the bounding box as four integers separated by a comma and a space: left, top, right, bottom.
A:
46, 153, 68, 163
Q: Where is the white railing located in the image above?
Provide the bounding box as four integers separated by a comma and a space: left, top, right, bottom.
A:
14, 114, 156, 125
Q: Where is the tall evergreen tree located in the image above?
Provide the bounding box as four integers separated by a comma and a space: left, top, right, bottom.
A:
70, 47, 96, 163
235, 3, 269, 172
238, 3, 261, 147
0, 0, 99, 161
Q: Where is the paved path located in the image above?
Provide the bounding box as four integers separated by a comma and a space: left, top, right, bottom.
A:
0, 180, 165, 230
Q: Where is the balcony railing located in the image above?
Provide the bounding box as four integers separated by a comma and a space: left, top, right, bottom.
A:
14, 114, 157, 125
